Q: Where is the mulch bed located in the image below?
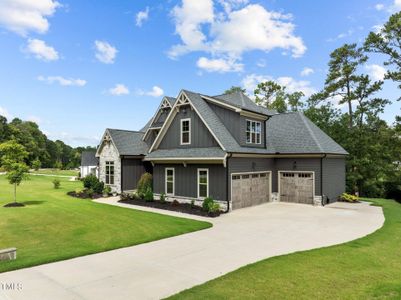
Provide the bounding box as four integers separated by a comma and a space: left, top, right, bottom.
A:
119, 198, 221, 218
67, 191, 103, 199
3, 202, 25, 207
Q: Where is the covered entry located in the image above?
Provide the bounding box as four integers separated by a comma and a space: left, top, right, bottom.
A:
279, 171, 314, 204
231, 171, 271, 209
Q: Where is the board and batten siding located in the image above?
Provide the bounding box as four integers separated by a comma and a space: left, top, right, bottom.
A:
228, 157, 274, 201
274, 158, 322, 195
121, 158, 146, 191
322, 157, 346, 202
153, 164, 227, 201
208, 103, 241, 142
98, 141, 121, 193
158, 107, 219, 149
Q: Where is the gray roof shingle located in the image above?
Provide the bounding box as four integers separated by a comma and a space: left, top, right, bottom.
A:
107, 129, 149, 156
81, 151, 98, 166
146, 147, 226, 159
211, 91, 276, 116
265, 112, 348, 155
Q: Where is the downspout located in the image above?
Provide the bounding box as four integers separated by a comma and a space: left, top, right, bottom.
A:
321, 154, 327, 206
225, 153, 232, 213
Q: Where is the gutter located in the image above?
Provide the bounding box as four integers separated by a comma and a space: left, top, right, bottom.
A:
225, 153, 232, 213
321, 153, 327, 206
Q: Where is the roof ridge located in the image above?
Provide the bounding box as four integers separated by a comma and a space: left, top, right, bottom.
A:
298, 113, 324, 152
107, 128, 144, 133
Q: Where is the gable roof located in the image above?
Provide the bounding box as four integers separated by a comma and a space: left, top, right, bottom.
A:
107, 129, 149, 156
265, 112, 348, 155
211, 91, 276, 116
81, 151, 98, 166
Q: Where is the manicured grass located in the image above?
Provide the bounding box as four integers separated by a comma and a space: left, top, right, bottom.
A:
170, 199, 400, 300
30, 168, 78, 176
0, 175, 211, 273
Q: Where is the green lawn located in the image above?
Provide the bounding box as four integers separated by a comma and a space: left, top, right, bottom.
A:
0, 175, 211, 273
171, 199, 401, 300
30, 168, 79, 176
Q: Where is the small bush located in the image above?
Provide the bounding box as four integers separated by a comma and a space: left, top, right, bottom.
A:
209, 203, 220, 213
83, 174, 104, 194
137, 173, 153, 195
103, 185, 112, 196
32, 159, 41, 171
160, 193, 166, 203
190, 199, 195, 208
144, 187, 154, 202
340, 193, 359, 203
87, 188, 94, 198
120, 192, 131, 201
132, 192, 141, 200
172, 200, 180, 206
52, 179, 60, 189
202, 197, 214, 212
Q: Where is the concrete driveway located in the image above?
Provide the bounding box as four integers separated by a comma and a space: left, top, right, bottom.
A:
0, 200, 384, 300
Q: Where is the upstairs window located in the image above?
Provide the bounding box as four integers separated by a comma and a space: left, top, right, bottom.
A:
105, 161, 114, 184
180, 118, 191, 145
246, 120, 261, 144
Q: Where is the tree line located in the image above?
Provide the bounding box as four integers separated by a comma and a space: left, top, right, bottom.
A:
226, 12, 401, 199
0, 115, 96, 170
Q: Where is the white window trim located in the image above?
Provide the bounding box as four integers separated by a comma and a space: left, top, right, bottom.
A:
197, 168, 209, 199
246, 119, 262, 145
105, 161, 115, 185
180, 118, 191, 145
165, 167, 175, 196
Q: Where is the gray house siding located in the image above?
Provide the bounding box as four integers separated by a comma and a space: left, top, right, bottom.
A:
152, 109, 170, 127
159, 107, 219, 149
227, 157, 274, 201
209, 103, 241, 142
121, 158, 146, 191
153, 164, 227, 201
274, 158, 322, 195
322, 157, 346, 202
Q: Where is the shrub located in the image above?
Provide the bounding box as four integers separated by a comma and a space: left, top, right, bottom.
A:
87, 188, 94, 198
190, 199, 195, 208
132, 192, 141, 200
52, 179, 60, 189
340, 193, 359, 203
137, 173, 153, 195
144, 187, 154, 202
32, 159, 41, 171
172, 200, 180, 206
54, 161, 62, 169
120, 192, 131, 201
202, 197, 214, 212
209, 203, 221, 213
103, 185, 111, 196
160, 193, 166, 203
83, 175, 104, 194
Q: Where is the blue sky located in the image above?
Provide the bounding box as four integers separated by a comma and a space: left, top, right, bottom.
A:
0, 0, 400, 147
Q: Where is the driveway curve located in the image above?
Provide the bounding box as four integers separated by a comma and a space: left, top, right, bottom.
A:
0, 200, 384, 300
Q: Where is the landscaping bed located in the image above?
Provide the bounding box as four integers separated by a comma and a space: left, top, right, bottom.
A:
119, 198, 222, 218
67, 190, 104, 199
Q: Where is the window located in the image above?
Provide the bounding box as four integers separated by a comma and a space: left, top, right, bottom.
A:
105, 161, 114, 184
197, 169, 209, 198
246, 120, 261, 144
180, 118, 191, 145
165, 168, 175, 195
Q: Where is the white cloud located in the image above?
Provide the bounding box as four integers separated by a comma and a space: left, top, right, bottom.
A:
300, 67, 314, 77
136, 7, 149, 27
0, 0, 60, 36
94, 40, 117, 64
27, 115, 42, 124
327, 29, 354, 42
109, 84, 130, 96
366, 64, 386, 81
25, 38, 59, 61
0, 106, 12, 120
394, 0, 401, 9
256, 59, 266, 68
37, 75, 86, 86
138, 86, 164, 97
197, 56, 243, 72
169, 1, 306, 72
375, 3, 385, 10
241, 73, 316, 98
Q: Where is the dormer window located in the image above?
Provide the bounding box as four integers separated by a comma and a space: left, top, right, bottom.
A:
246, 120, 261, 144
180, 118, 191, 145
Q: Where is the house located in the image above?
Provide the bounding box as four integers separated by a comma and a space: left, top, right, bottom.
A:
80, 151, 99, 178
96, 90, 347, 211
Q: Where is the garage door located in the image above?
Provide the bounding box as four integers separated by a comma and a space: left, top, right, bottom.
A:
232, 172, 270, 209
279, 172, 314, 204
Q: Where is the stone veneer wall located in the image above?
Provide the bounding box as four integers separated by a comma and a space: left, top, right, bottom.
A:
98, 141, 121, 193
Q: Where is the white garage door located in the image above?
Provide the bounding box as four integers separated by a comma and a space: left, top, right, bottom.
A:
232, 172, 271, 209
279, 172, 314, 204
